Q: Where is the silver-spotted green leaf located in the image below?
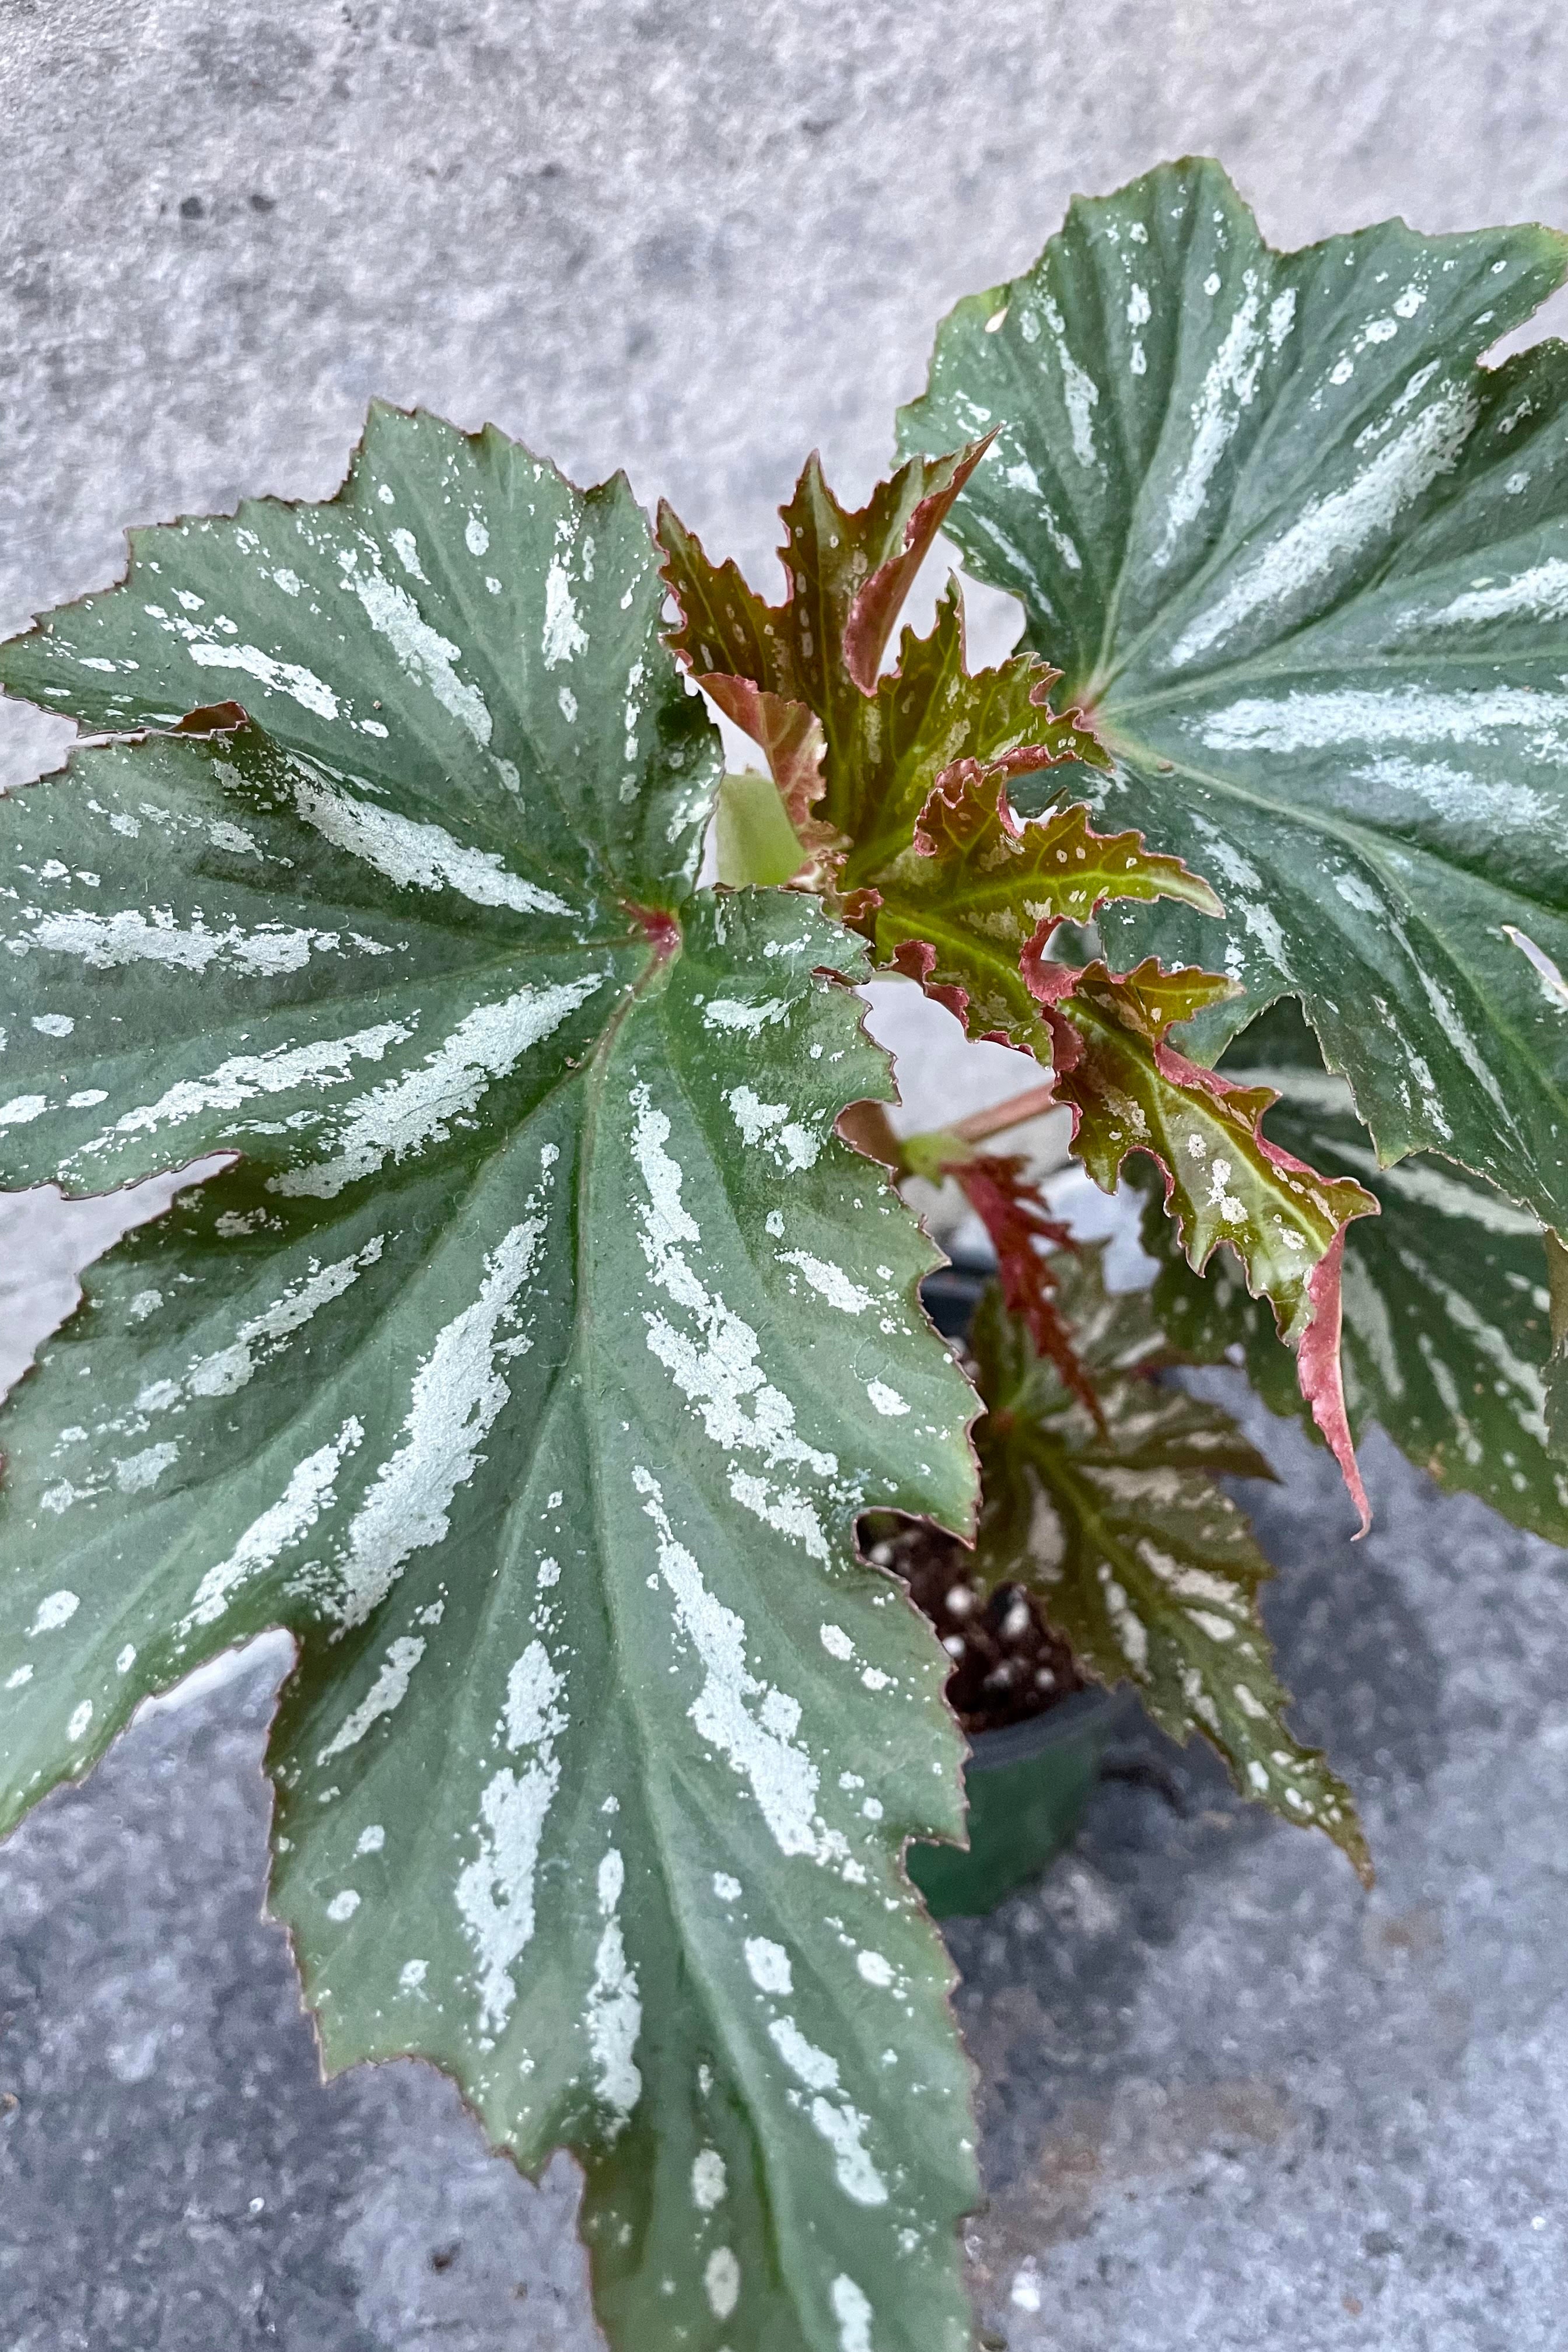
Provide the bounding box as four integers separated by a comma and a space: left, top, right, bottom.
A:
898, 158, 1568, 1233
0, 411, 982, 2352
1135, 998, 1568, 1542
969, 1256, 1370, 1878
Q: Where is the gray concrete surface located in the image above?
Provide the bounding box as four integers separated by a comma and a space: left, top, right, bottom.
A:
5, 2, 1568, 2344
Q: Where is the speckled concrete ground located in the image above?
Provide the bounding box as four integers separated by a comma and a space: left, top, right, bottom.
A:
4, 3, 1568, 2344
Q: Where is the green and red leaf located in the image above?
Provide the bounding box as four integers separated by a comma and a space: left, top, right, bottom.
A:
1025, 954, 1378, 1527
969, 1258, 1371, 1881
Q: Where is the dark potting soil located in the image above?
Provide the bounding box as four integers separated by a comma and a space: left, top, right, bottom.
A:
863, 1515, 1086, 1737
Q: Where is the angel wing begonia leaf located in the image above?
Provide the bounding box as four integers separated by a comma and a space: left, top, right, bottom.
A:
969, 1259, 1371, 1880
1026, 952, 1378, 1522
0, 408, 985, 2352
1136, 999, 1568, 1543
657, 478, 1107, 885
898, 156, 1568, 1236
850, 754, 1220, 1056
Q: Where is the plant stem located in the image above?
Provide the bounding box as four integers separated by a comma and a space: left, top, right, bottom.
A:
947, 1082, 1058, 1146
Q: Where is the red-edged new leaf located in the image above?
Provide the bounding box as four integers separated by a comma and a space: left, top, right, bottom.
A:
1026, 951, 1377, 1528
845, 761, 1219, 1056
657, 467, 1104, 869
945, 1152, 1101, 1420
785, 441, 992, 696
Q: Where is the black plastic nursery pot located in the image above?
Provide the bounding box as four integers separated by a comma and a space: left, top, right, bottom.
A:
907, 1685, 1129, 1919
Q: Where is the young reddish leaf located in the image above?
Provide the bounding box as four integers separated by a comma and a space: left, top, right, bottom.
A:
845, 757, 1219, 1055
969, 1259, 1371, 1882
658, 477, 1104, 878
1026, 953, 1377, 1528
656, 443, 992, 799
834, 584, 1095, 879
943, 1150, 1101, 1419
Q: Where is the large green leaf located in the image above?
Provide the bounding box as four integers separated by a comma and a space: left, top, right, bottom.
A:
898, 158, 1568, 1232
0, 410, 984, 2352
1136, 999, 1568, 1542
969, 1256, 1370, 1878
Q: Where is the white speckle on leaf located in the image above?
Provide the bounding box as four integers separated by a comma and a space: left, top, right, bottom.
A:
1101, 1574, 1149, 1671
1422, 558, 1568, 628
713, 1873, 741, 1902
181, 1418, 363, 1633
542, 558, 589, 666
768, 2019, 888, 2204
1170, 383, 1475, 664
819, 1623, 853, 1661
777, 1251, 873, 1313
744, 1936, 793, 1994
27, 906, 359, 978
316, 1636, 428, 1761
725, 1085, 821, 1171
702, 2247, 740, 2319
1199, 681, 1568, 759
586, 1845, 643, 2129
68, 1017, 412, 1170
66, 1702, 93, 1743
29, 1589, 80, 1635
115, 1441, 179, 1494
702, 996, 789, 1035
692, 2148, 727, 2210
355, 1824, 386, 1855
177, 1237, 384, 1406
832, 2274, 874, 2352
0, 1094, 50, 1129
400, 1958, 428, 1991
1154, 282, 1264, 565
327, 1889, 360, 1922
331, 1194, 554, 1628
182, 638, 340, 720
633, 1467, 846, 1866
455, 1637, 568, 2036
856, 1950, 894, 1988
289, 768, 576, 916
866, 1381, 909, 1418
1040, 292, 1100, 470
272, 974, 601, 1200
351, 564, 496, 747
32, 1013, 74, 1036
630, 1087, 836, 1560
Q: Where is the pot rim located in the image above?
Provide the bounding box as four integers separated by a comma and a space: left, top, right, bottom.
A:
962, 1681, 1134, 1772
